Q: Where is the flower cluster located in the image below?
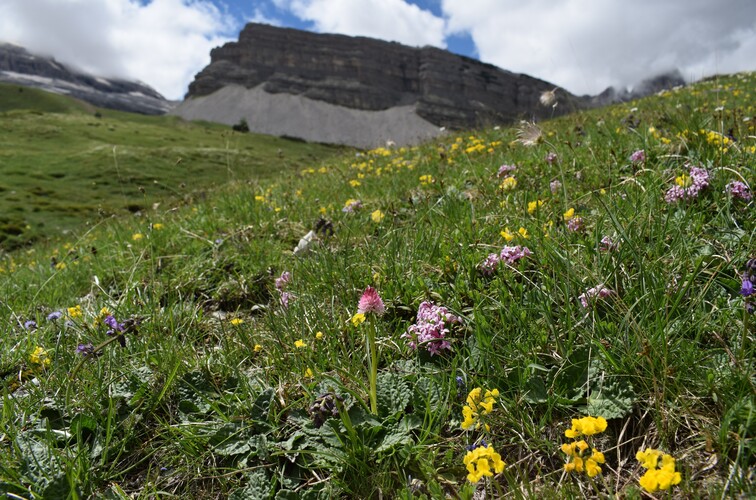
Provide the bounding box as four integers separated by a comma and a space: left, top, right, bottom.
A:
29, 346, 51, 368
464, 444, 506, 483
402, 301, 460, 355
461, 387, 499, 430
562, 416, 607, 477
725, 180, 752, 201
636, 448, 682, 493
479, 246, 532, 276
664, 164, 710, 203
565, 416, 608, 438
357, 286, 385, 316
561, 440, 605, 477
550, 179, 562, 194
578, 285, 613, 309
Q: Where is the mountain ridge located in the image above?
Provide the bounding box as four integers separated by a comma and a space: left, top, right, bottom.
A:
0, 42, 173, 115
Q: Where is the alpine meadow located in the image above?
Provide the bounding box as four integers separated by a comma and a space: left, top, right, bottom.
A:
0, 73, 754, 499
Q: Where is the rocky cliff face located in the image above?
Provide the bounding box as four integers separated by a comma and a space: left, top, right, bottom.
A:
0, 43, 172, 115
183, 23, 580, 132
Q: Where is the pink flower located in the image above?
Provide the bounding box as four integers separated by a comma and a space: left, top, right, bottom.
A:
550, 180, 562, 194
276, 271, 292, 291
599, 236, 618, 252
357, 286, 385, 316
402, 301, 460, 356
545, 152, 558, 164
630, 149, 645, 163
579, 284, 613, 308
726, 181, 752, 201
497, 164, 518, 177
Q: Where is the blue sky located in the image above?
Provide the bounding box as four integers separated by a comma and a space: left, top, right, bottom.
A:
1, 0, 754, 100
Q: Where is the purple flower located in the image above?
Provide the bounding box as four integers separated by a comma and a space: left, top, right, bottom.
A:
665, 164, 711, 203
566, 216, 584, 232
75, 343, 96, 357
742, 279, 754, 297
545, 152, 558, 164
104, 315, 125, 334
275, 271, 291, 292
599, 236, 618, 252
497, 164, 517, 177
726, 181, 752, 201
664, 185, 685, 203
24, 320, 37, 331
342, 199, 363, 213
479, 253, 500, 276
630, 149, 645, 163
402, 301, 461, 356
279, 291, 292, 308
550, 179, 562, 194
579, 284, 614, 309
499, 245, 532, 265
47, 311, 63, 321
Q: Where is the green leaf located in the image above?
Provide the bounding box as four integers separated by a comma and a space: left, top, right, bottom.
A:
229, 469, 271, 500
250, 388, 275, 423
210, 423, 250, 456
584, 359, 636, 419
376, 372, 411, 418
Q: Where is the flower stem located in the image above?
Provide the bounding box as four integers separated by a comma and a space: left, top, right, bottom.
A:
366, 324, 378, 414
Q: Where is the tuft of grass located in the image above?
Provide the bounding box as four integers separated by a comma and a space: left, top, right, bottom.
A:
0, 73, 754, 499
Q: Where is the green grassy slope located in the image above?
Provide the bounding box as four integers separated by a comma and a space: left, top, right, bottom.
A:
0, 83, 344, 250
0, 73, 753, 499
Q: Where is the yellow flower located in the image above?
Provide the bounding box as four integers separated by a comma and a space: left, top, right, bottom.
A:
304, 368, 314, 378
527, 199, 545, 214
464, 445, 506, 483
230, 318, 244, 326
499, 176, 517, 191
636, 448, 681, 492
562, 440, 604, 477
315, 331, 324, 340
371, 210, 385, 223
253, 344, 263, 353
132, 233, 144, 241
55, 262, 67, 270
29, 346, 51, 368
351, 313, 366, 326
500, 228, 515, 242
67, 305, 83, 319
349, 179, 361, 187
294, 339, 306, 349
675, 173, 691, 187
419, 174, 434, 185
518, 227, 529, 239
563, 207, 575, 221
461, 387, 499, 430
255, 195, 266, 202
152, 223, 164, 230
565, 416, 607, 438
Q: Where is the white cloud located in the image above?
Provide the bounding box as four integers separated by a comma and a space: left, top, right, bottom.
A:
440, 0, 756, 94
0, 0, 236, 100
284, 0, 447, 48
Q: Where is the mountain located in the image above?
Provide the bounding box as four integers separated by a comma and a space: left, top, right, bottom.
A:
589, 70, 686, 106
172, 23, 583, 148
0, 43, 172, 115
